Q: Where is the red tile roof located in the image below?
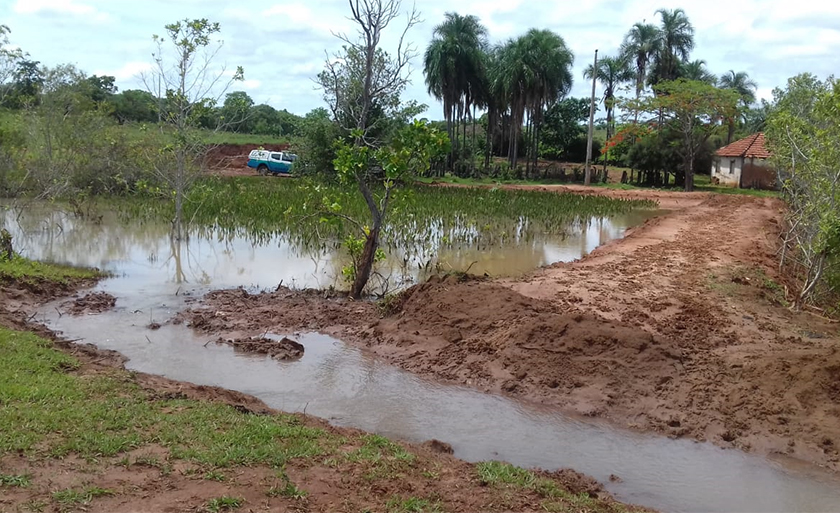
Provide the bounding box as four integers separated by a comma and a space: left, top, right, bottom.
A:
716, 133, 771, 159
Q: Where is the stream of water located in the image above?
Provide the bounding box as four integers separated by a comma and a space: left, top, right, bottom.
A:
5, 206, 840, 513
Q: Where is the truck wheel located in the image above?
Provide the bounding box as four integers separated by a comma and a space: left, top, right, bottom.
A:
257, 165, 268, 176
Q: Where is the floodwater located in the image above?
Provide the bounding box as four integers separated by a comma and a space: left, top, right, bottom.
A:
4, 205, 840, 513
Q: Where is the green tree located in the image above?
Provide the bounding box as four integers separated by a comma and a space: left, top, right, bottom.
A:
317, 0, 424, 298
496, 29, 574, 175
766, 74, 840, 308
649, 8, 694, 86
539, 97, 589, 160
718, 70, 758, 143
629, 79, 738, 191
143, 18, 243, 241
680, 60, 716, 85
111, 89, 158, 124
583, 55, 633, 144
295, 107, 340, 175
423, 12, 488, 171
219, 91, 254, 132
620, 22, 661, 103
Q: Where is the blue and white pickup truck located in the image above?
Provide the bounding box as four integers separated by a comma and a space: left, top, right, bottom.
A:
247, 149, 298, 176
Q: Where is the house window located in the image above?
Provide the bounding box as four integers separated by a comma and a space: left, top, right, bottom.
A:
715, 159, 720, 174
729, 159, 736, 174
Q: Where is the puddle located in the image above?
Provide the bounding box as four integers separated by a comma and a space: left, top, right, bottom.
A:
4, 205, 840, 512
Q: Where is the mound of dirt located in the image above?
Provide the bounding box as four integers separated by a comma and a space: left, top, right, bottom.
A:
218, 335, 305, 361
182, 286, 377, 336
60, 291, 116, 316
358, 276, 677, 418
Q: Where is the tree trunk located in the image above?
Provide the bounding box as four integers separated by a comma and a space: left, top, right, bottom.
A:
471, 104, 477, 176
726, 119, 735, 145
350, 225, 380, 299
484, 108, 493, 171
685, 154, 694, 192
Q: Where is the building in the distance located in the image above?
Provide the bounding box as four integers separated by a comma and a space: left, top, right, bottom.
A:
711, 133, 776, 190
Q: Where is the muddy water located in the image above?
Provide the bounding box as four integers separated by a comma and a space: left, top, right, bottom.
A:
5, 206, 840, 512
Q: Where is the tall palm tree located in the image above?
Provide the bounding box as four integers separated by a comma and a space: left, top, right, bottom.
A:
680, 59, 716, 85
620, 22, 661, 101
497, 30, 573, 175
583, 55, 634, 142
719, 70, 758, 143
650, 8, 694, 85
423, 13, 488, 170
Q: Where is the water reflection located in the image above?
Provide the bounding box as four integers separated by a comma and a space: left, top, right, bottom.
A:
1, 205, 656, 292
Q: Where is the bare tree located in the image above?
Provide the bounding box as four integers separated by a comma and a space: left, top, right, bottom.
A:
318, 0, 423, 298
0, 25, 23, 107
142, 19, 243, 240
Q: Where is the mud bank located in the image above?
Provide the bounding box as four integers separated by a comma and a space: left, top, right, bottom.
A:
183, 190, 840, 472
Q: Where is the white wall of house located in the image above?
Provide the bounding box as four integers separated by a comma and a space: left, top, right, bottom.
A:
711, 156, 743, 187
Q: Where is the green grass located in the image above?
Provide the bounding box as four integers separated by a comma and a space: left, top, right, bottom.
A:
267, 480, 308, 500
0, 472, 31, 487
386, 496, 442, 513
52, 486, 114, 511
0, 326, 336, 466
475, 462, 633, 513
206, 496, 243, 512
0, 255, 103, 285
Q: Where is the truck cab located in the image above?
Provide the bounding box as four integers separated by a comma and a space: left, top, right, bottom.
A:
247, 149, 297, 176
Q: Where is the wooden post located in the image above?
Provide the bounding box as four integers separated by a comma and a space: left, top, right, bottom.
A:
584, 49, 598, 186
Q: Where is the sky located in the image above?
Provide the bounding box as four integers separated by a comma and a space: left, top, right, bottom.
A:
3, 0, 840, 118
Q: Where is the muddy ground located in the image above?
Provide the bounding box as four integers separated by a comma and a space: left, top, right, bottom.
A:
184, 188, 840, 472
1, 272, 638, 512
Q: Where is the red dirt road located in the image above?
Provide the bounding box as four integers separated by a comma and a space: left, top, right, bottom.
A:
185, 187, 840, 471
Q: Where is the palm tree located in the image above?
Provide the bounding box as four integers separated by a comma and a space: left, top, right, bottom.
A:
620, 22, 661, 102
650, 8, 694, 85
719, 70, 758, 143
496, 30, 573, 175
424, 13, 488, 170
584, 55, 634, 142
680, 59, 716, 85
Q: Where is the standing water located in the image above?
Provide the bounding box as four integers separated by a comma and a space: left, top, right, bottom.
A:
4, 205, 840, 513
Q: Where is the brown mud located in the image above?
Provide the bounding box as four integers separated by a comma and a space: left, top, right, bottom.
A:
217, 335, 305, 361
184, 187, 840, 472
60, 291, 117, 315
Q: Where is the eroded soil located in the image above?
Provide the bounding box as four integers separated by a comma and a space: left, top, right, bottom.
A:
184, 188, 840, 472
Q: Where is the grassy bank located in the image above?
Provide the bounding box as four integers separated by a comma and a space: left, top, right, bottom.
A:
0, 255, 103, 285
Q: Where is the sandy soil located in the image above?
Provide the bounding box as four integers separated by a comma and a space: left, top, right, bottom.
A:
184, 187, 840, 472
2, 272, 637, 513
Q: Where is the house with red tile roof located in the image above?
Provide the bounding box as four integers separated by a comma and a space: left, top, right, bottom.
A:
711, 133, 776, 189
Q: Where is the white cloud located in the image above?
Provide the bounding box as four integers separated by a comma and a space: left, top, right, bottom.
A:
96, 61, 152, 82
241, 79, 261, 90
12, 0, 111, 22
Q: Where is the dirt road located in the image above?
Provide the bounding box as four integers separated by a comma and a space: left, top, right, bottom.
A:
186, 186, 840, 471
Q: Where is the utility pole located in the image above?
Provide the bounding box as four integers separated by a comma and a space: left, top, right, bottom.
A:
584, 49, 598, 186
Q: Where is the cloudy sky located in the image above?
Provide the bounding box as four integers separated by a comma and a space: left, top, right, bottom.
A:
3, 0, 839, 117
